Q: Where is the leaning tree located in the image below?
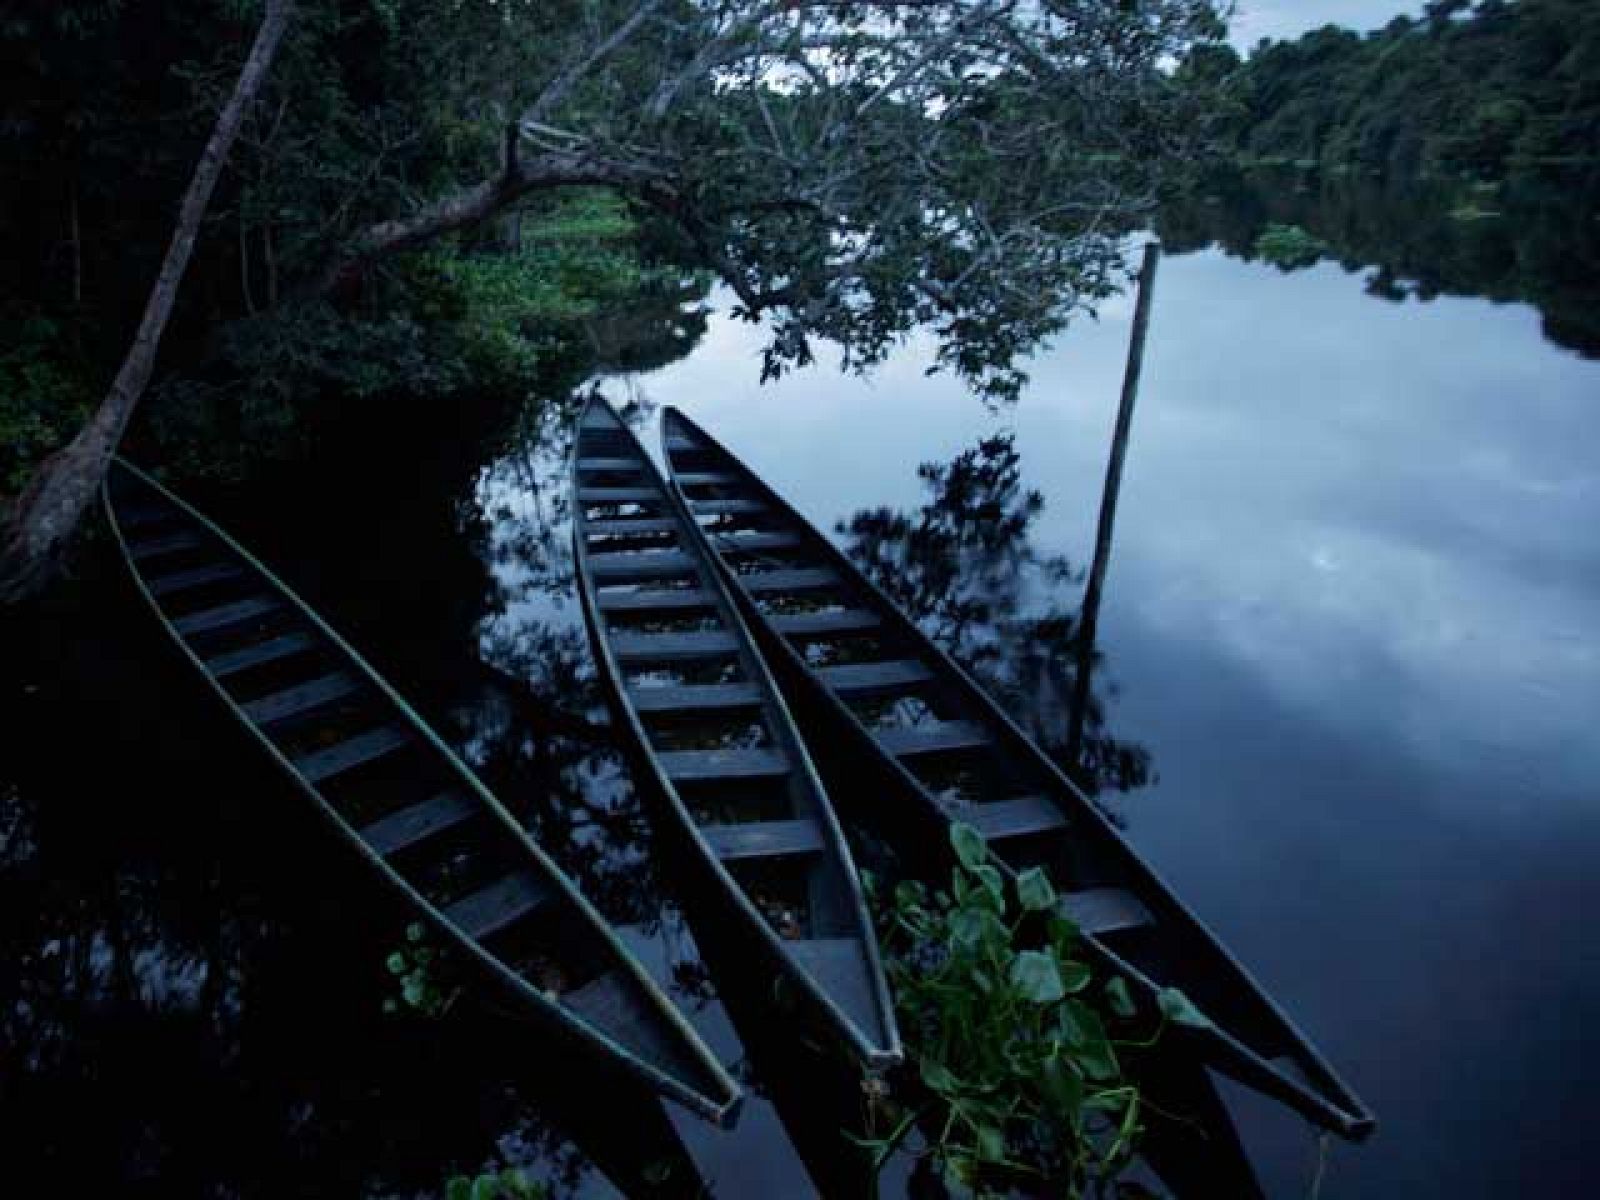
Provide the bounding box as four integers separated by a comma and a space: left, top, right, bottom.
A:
0, 0, 1225, 598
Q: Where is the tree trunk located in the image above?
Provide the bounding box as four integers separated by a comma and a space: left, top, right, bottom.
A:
0, 0, 296, 602
1067, 241, 1160, 765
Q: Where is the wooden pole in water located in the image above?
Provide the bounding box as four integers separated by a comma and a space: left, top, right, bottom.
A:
1067, 240, 1161, 767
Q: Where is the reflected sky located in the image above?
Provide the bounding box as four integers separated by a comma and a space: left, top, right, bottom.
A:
617, 246, 1600, 1193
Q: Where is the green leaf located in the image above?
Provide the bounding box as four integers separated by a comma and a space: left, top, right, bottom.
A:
471, 1175, 498, 1200
1011, 950, 1066, 1004
445, 1180, 472, 1200
920, 1057, 958, 1095
1105, 976, 1137, 1018
1042, 1054, 1084, 1115
386, 952, 408, 976
975, 1122, 1007, 1163
950, 905, 1004, 950
406, 922, 426, 943
1016, 866, 1057, 912
1159, 987, 1213, 1029
971, 864, 1006, 912
1060, 960, 1092, 994
950, 821, 988, 870
1078, 1034, 1120, 1081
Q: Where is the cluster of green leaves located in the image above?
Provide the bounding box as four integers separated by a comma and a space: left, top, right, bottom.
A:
383, 921, 459, 1018
864, 825, 1148, 1195
444, 1167, 546, 1200
0, 320, 92, 497
1253, 223, 1328, 271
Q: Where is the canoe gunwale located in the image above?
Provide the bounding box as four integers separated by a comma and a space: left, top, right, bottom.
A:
660, 407, 1376, 1142
103, 456, 741, 1127
570, 401, 903, 1070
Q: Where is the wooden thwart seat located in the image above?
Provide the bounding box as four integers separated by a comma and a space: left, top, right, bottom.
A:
443, 870, 552, 941
597, 587, 715, 613
589, 550, 695, 582
659, 746, 787, 782
587, 517, 677, 537
702, 817, 825, 861
611, 629, 740, 663
817, 659, 933, 694
1058, 887, 1154, 937
205, 631, 317, 678
147, 562, 247, 596
173, 594, 281, 636
578, 487, 660, 505
964, 794, 1069, 841
713, 531, 803, 552
293, 724, 409, 783
630, 681, 763, 713
770, 608, 881, 637
691, 498, 766, 517
740, 567, 839, 594
875, 720, 989, 758
577, 457, 643, 472
129, 531, 205, 559
361, 790, 478, 857
242, 671, 362, 727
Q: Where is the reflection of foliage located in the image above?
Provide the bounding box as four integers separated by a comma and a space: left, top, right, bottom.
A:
384, 922, 460, 1019
446, 1167, 547, 1200
863, 825, 1147, 1196
839, 435, 1151, 797
1253, 223, 1326, 271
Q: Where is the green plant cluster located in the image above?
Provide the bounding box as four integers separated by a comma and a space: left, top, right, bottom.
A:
865, 825, 1148, 1195
1253, 223, 1328, 271
383, 922, 459, 1018
0, 320, 92, 497
444, 1168, 546, 1200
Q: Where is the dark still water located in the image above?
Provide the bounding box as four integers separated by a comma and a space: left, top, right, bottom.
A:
5, 228, 1599, 1193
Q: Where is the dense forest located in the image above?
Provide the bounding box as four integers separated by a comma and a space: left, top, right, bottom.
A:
1192, 0, 1600, 176
1165, 0, 1600, 355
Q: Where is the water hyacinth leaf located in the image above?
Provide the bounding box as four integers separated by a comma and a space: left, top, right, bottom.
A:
971, 863, 1006, 911
471, 1176, 498, 1200
1158, 986, 1214, 1029
1105, 976, 1137, 1018
950, 821, 988, 870
951, 905, 1005, 950
1060, 960, 1092, 994
1016, 866, 1057, 911
976, 1123, 1007, 1163
1011, 949, 1066, 1004
1042, 1054, 1084, 1114
921, 1058, 958, 1094
1078, 1032, 1120, 1081
445, 1179, 471, 1200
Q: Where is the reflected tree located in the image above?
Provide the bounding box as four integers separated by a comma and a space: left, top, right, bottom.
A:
838, 435, 1152, 802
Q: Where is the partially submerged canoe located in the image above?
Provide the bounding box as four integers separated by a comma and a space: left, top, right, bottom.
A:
104, 457, 740, 1127
659, 408, 1375, 1141
569, 399, 901, 1069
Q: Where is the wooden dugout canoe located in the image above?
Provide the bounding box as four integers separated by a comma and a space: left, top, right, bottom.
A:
103, 457, 740, 1126
659, 407, 1375, 1142
569, 398, 901, 1069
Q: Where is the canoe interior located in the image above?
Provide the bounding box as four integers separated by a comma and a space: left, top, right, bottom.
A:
104, 459, 739, 1125
570, 401, 900, 1067
659, 408, 1375, 1141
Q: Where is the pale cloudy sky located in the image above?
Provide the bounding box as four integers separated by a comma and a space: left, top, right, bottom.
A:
1230, 1, 1425, 48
